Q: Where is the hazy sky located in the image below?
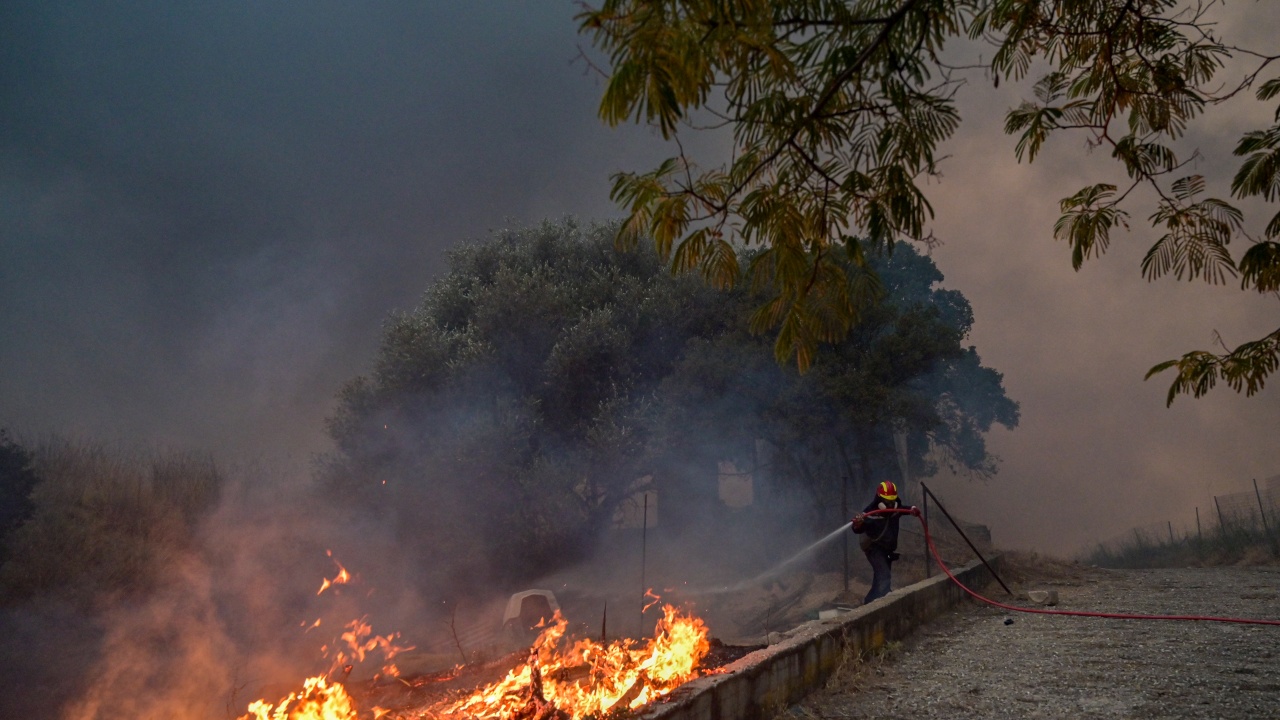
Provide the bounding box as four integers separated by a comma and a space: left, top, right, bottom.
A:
2, 0, 1276, 555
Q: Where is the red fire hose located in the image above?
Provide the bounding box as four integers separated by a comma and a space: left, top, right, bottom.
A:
857, 507, 1280, 627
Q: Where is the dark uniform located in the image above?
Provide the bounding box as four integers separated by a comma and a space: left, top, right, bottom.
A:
851, 482, 904, 604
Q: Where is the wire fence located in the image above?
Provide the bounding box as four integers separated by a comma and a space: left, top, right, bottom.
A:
1085, 476, 1280, 566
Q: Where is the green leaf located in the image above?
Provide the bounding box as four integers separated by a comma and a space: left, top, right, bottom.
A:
1143, 182, 1242, 284
1112, 136, 1178, 179
1239, 241, 1280, 292
1053, 184, 1128, 270
1231, 126, 1280, 201
1148, 328, 1280, 405
1257, 77, 1280, 101
1005, 101, 1064, 163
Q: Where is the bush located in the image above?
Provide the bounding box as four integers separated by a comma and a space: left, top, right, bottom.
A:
0, 430, 39, 564
0, 438, 223, 606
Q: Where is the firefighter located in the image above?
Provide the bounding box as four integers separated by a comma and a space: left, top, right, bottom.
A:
851, 481, 909, 604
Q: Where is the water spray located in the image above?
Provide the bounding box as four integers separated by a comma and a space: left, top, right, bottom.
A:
682, 522, 853, 597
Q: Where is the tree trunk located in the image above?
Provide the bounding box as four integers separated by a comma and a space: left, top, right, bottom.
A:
856, 426, 876, 497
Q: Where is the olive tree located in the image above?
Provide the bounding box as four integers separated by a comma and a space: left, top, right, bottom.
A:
324, 221, 1015, 588
322, 220, 730, 590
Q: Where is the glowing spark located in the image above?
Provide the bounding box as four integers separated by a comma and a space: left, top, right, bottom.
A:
318, 552, 352, 595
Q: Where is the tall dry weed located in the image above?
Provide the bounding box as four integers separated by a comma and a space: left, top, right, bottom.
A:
0, 437, 223, 605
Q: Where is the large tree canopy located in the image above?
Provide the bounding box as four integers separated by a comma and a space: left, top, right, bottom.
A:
651, 238, 1018, 529
323, 220, 1016, 591
577, 0, 1280, 403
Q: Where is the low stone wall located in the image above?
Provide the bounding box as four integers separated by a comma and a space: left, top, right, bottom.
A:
640, 557, 1002, 720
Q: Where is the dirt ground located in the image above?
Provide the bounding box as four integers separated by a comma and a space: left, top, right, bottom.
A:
779, 553, 1280, 720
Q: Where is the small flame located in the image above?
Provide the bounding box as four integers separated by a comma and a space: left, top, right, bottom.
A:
318, 551, 352, 596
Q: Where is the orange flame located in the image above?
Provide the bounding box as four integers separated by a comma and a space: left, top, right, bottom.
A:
241, 605, 710, 720
246, 556, 709, 720
331, 617, 413, 678
240, 676, 355, 720
437, 604, 709, 720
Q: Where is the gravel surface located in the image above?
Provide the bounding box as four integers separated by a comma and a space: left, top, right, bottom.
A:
783, 562, 1280, 720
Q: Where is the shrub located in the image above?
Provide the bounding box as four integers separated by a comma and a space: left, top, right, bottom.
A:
0, 430, 39, 564
0, 438, 223, 606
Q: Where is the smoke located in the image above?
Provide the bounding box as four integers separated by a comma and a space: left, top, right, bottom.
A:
0, 452, 430, 720
0, 0, 656, 461
2, 2, 1278, 714
28, 449, 838, 719
61, 557, 238, 720
1, 251, 957, 720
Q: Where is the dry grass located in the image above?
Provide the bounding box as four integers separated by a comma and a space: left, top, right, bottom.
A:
0, 437, 223, 606
773, 633, 902, 720
1082, 527, 1280, 569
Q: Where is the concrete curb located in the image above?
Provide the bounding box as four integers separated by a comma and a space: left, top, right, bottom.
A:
641, 556, 1002, 720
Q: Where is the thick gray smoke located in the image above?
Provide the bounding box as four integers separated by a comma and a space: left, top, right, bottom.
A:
1, 463, 319, 718
2, 2, 1278, 716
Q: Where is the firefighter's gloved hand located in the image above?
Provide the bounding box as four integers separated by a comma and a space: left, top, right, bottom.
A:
851, 513, 865, 529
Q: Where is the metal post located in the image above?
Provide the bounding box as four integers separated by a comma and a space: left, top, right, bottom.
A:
1254, 478, 1272, 531
1167, 520, 1174, 544
640, 493, 648, 637
1214, 495, 1226, 537
1255, 478, 1279, 555
1196, 506, 1202, 541
922, 492, 931, 578
920, 483, 1012, 596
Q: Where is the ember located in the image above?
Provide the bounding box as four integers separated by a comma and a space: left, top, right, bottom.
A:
317, 550, 352, 596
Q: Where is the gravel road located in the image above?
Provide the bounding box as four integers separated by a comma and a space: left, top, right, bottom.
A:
784, 562, 1280, 720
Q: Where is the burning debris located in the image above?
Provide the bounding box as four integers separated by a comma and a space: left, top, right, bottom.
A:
241, 607, 710, 720
238, 558, 713, 720
241, 676, 357, 720
432, 606, 710, 720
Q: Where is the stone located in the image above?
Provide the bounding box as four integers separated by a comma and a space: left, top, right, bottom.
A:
1025, 589, 1059, 606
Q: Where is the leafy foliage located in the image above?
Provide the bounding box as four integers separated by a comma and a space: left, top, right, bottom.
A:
323, 220, 1017, 590
322, 220, 731, 592
668, 242, 1020, 505
578, 0, 1280, 402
